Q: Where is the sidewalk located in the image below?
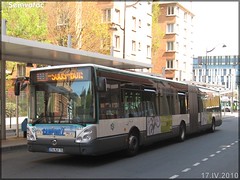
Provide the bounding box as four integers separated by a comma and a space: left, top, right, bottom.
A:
1, 112, 238, 152
1, 136, 27, 152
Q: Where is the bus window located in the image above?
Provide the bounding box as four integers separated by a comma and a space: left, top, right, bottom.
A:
159, 89, 170, 116
123, 90, 142, 118
143, 88, 157, 117
99, 80, 120, 119
166, 90, 176, 115
198, 95, 203, 113
178, 92, 187, 114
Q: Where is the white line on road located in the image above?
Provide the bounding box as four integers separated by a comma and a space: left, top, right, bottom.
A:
193, 162, 200, 167
202, 158, 208, 162
222, 147, 226, 150
216, 150, 221, 154
209, 154, 215, 157
182, 168, 191, 173
169, 175, 179, 179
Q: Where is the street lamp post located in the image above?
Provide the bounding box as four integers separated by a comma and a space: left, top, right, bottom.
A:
205, 44, 227, 83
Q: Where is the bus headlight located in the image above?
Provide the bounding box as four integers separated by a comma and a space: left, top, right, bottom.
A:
27, 125, 37, 141
75, 126, 96, 143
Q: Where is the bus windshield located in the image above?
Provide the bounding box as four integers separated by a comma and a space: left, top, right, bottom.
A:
30, 67, 95, 125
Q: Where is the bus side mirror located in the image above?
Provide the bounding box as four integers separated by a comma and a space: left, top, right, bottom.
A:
14, 80, 21, 96
14, 77, 29, 96
21, 82, 28, 91
97, 77, 107, 92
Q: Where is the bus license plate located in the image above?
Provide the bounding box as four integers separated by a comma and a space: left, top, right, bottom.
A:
49, 147, 63, 153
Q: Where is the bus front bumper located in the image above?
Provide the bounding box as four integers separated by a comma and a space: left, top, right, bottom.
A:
28, 134, 128, 156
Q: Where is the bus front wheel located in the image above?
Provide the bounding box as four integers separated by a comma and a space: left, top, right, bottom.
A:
125, 131, 139, 157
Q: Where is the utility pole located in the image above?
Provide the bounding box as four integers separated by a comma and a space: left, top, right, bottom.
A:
1, 19, 7, 140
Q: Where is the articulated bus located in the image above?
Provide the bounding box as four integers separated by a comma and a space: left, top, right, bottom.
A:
15, 64, 222, 156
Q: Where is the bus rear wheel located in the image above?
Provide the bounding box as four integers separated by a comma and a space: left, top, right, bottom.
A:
178, 122, 186, 142
125, 131, 139, 157
210, 119, 215, 133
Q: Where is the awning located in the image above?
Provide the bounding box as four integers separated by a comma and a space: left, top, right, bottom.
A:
1, 35, 152, 69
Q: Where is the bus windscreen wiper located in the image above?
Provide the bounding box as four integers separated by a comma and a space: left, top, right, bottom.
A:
32, 116, 45, 125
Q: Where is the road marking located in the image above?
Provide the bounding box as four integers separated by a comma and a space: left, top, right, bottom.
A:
209, 154, 215, 157
182, 168, 191, 173
169, 175, 179, 179
193, 162, 200, 167
169, 140, 237, 179
202, 158, 208, 162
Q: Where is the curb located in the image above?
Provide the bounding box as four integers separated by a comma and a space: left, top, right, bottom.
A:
2, 144, 27, 152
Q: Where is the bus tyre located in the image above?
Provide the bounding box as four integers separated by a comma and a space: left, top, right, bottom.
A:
210, 119, 215, 133
126, 131, 139, 157
178, 122, 186, 142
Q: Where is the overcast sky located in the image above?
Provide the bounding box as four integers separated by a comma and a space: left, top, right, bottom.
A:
179, 1, 239, 57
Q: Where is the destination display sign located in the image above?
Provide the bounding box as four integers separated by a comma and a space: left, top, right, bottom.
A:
36, 72, 83, 82
32, 67, 91, 82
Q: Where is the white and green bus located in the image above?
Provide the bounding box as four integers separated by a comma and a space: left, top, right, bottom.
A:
15, 64, 222, 156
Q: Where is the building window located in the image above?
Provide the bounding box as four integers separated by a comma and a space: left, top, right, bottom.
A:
175, 60, 179, 69
146, 22, 151, 36
167, 6, 174, 15
115, 35, 120, 49
132, 16, 136, 31
147, 45, 151, 57
103, 9, 111, 22
167, 24, 174, 33
115, 9, 120, 24
223, 69, 227, 75
184, 12, 187, 22
17, 64, 26, 76
167, 42, 174, 51
132, 40, 136, 52
176, 7, 179, 16
57, 13, 69, 26
138, 42, 141, 51
167, 60, 174, 69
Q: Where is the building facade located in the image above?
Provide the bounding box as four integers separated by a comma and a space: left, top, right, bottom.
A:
101, 1, 153, 65
44, 1, 153, 67
152, 2, 194, 81
193, 55, 239, 92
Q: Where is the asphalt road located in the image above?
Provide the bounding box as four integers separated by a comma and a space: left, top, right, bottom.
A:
2, 115, 238, 179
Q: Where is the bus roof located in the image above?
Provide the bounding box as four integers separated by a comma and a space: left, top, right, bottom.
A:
30, 63, 219, 92
30, 63, 187, 85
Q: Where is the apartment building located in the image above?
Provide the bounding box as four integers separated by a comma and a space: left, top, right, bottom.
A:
100, 1, 153, 65
152, 2, 194, 81
44, 1, 153, 67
